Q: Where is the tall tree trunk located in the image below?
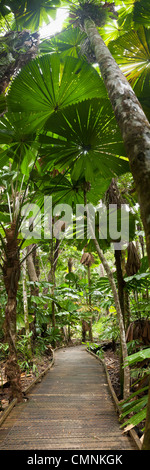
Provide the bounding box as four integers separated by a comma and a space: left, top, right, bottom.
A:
87, 264, 93, 342
83, 15, 150, 445
22, 249, 32, 359
93, 236, 130, 399
49, 237, 56, 347
68, 258, 73, 342
3, 223, 22, 402
85, 210, 130, 398
26, 245, 38, 342
83, 18, 150, 267
106, 179, 126, 323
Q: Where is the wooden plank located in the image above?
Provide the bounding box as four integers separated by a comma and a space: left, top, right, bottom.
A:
0, 346, 137, 450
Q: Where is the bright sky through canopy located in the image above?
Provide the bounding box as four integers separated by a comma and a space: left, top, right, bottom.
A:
39, 7, 69, 38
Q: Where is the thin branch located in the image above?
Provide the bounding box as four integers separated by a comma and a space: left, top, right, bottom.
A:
7, 192, 12, 223
20, 243, 37, 266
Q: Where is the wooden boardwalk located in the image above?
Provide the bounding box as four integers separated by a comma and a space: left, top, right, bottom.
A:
0, 346, 137, 450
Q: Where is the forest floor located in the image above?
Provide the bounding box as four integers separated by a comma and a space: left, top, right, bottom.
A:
0, 354, 51, 417
103, 349, 121, 398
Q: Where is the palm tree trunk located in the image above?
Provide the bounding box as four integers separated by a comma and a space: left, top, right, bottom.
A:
26, 245, 39, 342
83, 18, 150, 267
87, 264, 93, 342
3, 223, 22, 402
50, 237, 56, 347
83, 15, 150, 447
22, 249, 32, 359
93, 235, 130, 399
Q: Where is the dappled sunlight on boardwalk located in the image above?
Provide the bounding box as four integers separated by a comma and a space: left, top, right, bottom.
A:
0, 346, 136, 450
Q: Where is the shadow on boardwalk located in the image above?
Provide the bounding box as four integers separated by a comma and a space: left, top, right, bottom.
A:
0, 346, 137, 450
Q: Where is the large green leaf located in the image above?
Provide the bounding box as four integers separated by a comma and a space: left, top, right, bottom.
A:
39, 27, 86, 58
0, 0, 61, 31
0, 113, 38, 172
98, 5, 134, 45
133, 0, 150, 28
109, 26, 150, 98
7, 54, 106, 124
39, 98, 129, 180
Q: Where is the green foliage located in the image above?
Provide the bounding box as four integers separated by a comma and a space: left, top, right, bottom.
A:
69, 0, 110, 28
86, 341, 104, 359
120, 346, 150, 431
109, 26, 150, 99
120, 390, 148, 430
0, 0, 61, 31
133, 0, 150, 28
125, 347, 150, 367
40, 27, 86, 58
0, 0, 150, 434
40, 98, 128, 181
7, 54, 106, 118
0, 342, 9, 360
93, 311, 119, 343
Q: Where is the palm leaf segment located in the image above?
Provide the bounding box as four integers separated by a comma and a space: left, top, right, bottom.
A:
39, 27, 86, 58
109, 26, 150, 98
133, 0, 150, 28
0, 113, 37, 175
39, 98, 129, 181
7, 54, 106, 130
0, 0, 61, 30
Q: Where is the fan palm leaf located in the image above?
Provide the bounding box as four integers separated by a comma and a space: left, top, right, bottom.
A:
0, 113, 38, 174
109, 26, 150, 98
133, 0, 150, 28
0, 0, 61, 31
7, 54, 106, 129
39, 98, 129, 181
39, 27, 86, 58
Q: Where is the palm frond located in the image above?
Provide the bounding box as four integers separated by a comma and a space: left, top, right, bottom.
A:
109, 26, 150, 98
7, 54, 106, 125
133, 0, 150, 28
39, 98, 129, 181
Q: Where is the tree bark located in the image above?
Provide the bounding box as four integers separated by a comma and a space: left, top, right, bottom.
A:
26, 245, 39, 341
3, 223, 22, 402
22, 249, 32, 359
92, 235, 130, 399
87, 264, 93, 342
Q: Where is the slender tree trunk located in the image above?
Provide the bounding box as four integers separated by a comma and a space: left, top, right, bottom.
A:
106, 179, 126, 323
3, 223, 22, 402
85, 207, 130, 398
68, 258, 73, 342
114, 250, 125, 323
83, 18, 150, 268
22, 249, 32, 359
49, 237, 56, 347
93, 236, 130, 398
26, 244, 39, 342
87, 264, 93, 342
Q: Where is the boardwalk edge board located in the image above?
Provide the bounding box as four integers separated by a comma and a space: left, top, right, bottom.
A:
0, 350, 55, 428
86, 348, 142, 451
